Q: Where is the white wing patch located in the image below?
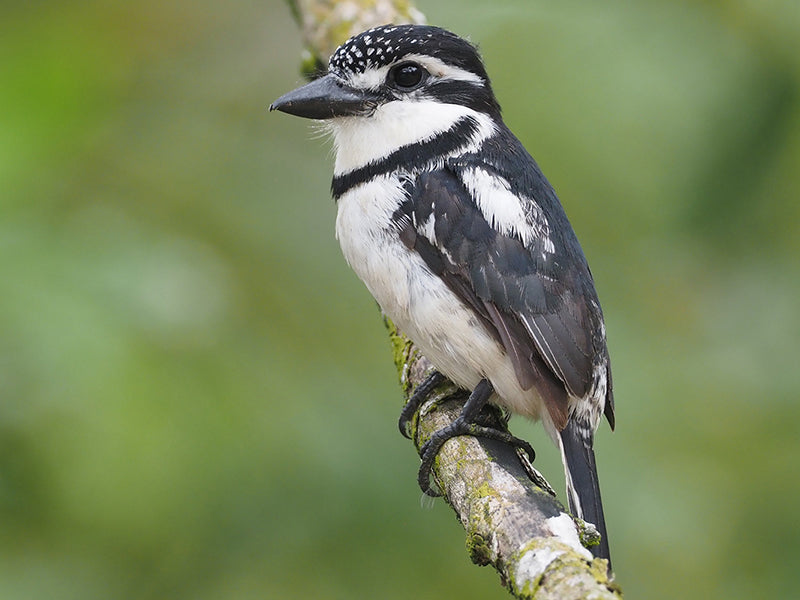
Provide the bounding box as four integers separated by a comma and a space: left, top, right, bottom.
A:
417, 210, 436, 243
459, 166, 554, 252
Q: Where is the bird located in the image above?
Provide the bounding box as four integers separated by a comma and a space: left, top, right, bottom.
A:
271, 24, 615, 564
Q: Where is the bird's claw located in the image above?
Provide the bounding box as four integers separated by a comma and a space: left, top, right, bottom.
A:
398, 370, 446, 439
416, 417, 537, 497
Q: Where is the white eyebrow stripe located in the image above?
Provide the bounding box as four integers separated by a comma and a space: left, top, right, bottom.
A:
344, 54, 484, 91
409, 55, 484, 83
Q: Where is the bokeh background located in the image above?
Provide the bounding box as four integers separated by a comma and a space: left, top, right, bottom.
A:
2, 0, 799, 598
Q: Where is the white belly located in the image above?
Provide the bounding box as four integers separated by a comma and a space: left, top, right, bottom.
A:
334, 175, 547, 424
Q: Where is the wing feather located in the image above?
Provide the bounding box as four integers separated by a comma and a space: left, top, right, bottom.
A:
398, 165, 608, 429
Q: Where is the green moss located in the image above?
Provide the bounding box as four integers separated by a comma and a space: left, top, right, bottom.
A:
383, 316, 416, 396
329, 20, 355, 49
505, 539, 547, 596
299, 49, 325, 79
466, 530, 492, 566
464, 481, 503, 566
503, 538, 621, 598
588, 557, 614, 583
574, 515, 601, 549
475, 481, 500, 501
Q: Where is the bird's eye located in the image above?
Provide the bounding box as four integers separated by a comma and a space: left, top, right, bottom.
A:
389, 62, 427, 90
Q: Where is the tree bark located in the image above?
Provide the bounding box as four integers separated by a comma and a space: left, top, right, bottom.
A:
280, 1, 623, 597
386, 319, 621, 599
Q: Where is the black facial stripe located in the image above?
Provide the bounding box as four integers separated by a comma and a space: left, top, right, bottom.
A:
331, 116, 481, 199
425, 80, 500, 115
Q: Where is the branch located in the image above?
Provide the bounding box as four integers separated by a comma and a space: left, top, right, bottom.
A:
280, 1, 623, 596
285, 0, 425, 76
386, 319, 621, 599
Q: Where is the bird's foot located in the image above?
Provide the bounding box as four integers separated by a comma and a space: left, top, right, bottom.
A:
417, 418, 536, 496
398, 370, 446, 439
515, 446, 556, 496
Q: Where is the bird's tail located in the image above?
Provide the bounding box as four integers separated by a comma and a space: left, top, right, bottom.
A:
558, 419, 611, 568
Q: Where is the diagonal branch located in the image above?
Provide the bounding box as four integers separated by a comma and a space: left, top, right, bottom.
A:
386, 318, 621, 599
279, 1, 623, 597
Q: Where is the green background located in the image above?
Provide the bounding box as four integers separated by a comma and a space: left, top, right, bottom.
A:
2, 1, 799, 598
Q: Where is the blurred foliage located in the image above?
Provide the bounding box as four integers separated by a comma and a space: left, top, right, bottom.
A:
1, 0, 799, 598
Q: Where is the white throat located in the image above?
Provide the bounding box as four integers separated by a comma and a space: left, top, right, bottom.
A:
329, 101, 495, 175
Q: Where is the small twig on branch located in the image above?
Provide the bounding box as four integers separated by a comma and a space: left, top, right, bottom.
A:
280, 1, 623, 597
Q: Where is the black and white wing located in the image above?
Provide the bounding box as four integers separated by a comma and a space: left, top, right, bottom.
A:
394, 157, 613, 431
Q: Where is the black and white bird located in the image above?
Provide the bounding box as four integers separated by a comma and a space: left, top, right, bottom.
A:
271, 24, 615, 563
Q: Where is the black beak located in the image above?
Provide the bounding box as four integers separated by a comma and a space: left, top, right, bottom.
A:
270, 74, 382, 119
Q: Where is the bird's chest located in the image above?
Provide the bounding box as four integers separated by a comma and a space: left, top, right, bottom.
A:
333, 174, 500, 392
334, 175, 418, 318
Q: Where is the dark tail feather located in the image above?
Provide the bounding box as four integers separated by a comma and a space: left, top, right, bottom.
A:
559, 419, 611, 569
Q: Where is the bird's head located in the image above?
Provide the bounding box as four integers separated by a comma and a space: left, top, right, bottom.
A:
270, 25, 500, 121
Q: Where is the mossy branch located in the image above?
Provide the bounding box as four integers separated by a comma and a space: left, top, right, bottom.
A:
285, 0, 425, 77
386, 319, 621, 599
281, 1, 623, 597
